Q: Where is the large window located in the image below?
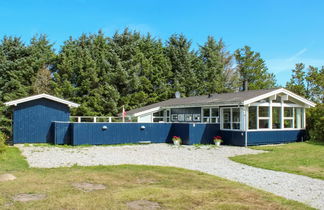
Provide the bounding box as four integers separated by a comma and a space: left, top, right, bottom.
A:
249, 105, 305, 130
222, 108, 241, 130
203, 107, 219, 123
272, 107, 281, 129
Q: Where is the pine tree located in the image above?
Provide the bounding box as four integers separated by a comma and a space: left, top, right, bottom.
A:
32, 67, 53, 94
286, 63, 308, 97
199, 36, 238, 94
165, 34, 199, 97
234, 46, 276, 90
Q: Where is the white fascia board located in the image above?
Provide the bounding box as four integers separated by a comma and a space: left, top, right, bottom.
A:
243, 88, 316, 107
133, 107, 161, 117
4, 94, 80, 108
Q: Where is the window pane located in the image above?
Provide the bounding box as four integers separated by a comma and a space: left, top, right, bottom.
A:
223, 108, 231, 129
203, 109, 210, 117
284, 119, 293, 128
203, 118, 210, 123
259, 119, 269, 128
185, 114, 192, 121
223, 123, 231, 129
259, 106, 269, 117
294, 108, 302, 128
232, 123, 240, 130
232, 108, 240, 123
284, 107, 293, 117
249, 107, 257, 129
211, 108, 219, 117
211, 118, 217, 123
272, 107, 281, 129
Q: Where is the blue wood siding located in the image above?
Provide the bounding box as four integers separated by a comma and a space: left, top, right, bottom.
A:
247, 130, 306, 145
54, 122, 72, 145
13, 99, 70, 143
220, 130, 246, 146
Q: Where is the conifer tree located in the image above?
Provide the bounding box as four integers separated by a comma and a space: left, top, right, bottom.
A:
234, 46, 276, 90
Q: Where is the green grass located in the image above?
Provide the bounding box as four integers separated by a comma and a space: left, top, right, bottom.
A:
0, 147, 313, 209
230, 142, 324, 180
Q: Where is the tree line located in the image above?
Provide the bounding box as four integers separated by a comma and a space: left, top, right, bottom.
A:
0, 28, 322, 141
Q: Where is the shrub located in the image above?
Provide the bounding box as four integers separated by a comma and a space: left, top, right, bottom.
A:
307, 104, 324, 142
0, 131, 7, 153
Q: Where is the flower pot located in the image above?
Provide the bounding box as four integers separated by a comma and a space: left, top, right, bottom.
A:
173, 140, 181, 146
215, 141, 221, 146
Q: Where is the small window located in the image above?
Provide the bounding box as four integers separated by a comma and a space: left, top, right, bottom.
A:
178, 114, 184, 122
193, 114, 201, 121
185, 114, 192, 122
203, 107, 219, 123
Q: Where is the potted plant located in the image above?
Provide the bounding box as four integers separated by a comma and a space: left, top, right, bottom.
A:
172, 136, 181, 146
213, 136, 223, 146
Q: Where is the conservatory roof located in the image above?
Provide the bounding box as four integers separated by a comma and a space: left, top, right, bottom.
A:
4, 93, 80, 108
127, 88, 316, 116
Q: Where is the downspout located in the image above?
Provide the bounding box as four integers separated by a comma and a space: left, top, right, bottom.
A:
239, 102, 248, 147
244, 107, 248, 147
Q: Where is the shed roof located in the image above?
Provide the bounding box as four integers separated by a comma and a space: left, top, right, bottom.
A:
4, 94, 80, 108
127, 88, 316, 116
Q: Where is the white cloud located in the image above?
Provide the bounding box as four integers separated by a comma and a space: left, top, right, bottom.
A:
266, 48, 324, 74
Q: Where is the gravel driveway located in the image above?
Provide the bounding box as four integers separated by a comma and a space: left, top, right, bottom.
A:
17, 144, 324, 209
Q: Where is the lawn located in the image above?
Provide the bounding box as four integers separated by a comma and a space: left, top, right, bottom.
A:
230, 142, 324, 180
0, 147, 313, 209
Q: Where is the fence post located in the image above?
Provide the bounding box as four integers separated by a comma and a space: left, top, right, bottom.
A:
109, 117, 112, 123
78, 117, 81, 123
94, 117, 97, 123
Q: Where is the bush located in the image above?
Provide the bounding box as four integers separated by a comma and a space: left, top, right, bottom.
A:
0, 131, 7, 153
307, 104, 324, 142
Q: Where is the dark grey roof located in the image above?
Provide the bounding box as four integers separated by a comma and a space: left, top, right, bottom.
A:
127, 88, 280, 115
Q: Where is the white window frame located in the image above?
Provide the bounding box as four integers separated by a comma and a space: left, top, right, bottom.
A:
220, 107, 243, 130
258, 106, 270, 129
248, 96, 306, 131
202, 107, 219, 123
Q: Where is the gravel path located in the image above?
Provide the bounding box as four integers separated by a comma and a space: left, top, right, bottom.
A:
17, 144, 324, 209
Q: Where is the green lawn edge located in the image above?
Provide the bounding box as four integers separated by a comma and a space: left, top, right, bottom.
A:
230, 141, 324, 180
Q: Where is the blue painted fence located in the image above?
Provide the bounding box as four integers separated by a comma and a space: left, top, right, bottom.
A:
53, 122, 221, 145
53, 121, 306, 146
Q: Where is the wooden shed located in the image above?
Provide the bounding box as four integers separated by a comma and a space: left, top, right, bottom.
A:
5, 94, 79, 144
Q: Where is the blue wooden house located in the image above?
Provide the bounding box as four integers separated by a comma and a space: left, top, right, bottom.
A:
5, 88, 315, 146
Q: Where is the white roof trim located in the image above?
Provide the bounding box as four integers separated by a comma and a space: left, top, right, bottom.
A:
132, 107, 161, 117
4, 94, 80, 108
243, 88, 316, 107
